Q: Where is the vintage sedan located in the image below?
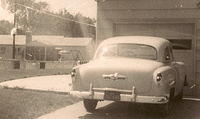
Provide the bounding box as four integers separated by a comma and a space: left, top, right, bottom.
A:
70, 36, 187, 113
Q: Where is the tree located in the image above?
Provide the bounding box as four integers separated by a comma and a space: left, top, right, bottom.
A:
3, 0, 96, 37
0, 20, 13, 34
5, 0, 49, 31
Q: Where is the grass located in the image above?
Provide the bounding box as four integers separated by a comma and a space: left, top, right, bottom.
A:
0, 69, 75, 119
0, 88, 80, 119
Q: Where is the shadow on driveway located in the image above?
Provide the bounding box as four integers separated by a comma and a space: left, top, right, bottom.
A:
79, 100, 200, 119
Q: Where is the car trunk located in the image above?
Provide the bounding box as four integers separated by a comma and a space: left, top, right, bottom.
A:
79, 57, 164, 95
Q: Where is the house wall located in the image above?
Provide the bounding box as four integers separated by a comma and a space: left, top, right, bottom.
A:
25, 45, 93, 61
0, 60, 14, 70
0, 45, 24, 60
96, 0, 200, 96
54, 46, 93, 61
0, 45, 93, 70
23, 60, 74, 70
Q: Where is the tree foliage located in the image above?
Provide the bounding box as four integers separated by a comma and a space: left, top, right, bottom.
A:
0, 20, 13, 34
2, 0, 96, 37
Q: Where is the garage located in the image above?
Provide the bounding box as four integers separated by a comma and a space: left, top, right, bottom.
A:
96, 0, 200, 96
114, 23, 196, 95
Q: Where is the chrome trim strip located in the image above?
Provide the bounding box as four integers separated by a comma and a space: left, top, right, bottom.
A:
93, 88, 132, 93
102, 73, 126, 80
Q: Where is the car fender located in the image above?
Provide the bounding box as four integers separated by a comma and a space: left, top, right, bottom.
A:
175, 62, 186, 86
153, 66, 176, 96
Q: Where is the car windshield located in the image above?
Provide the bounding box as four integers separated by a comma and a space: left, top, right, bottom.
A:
95, 43, 157, 60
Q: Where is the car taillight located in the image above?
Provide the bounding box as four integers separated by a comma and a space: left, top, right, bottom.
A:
156, 73, 162, 82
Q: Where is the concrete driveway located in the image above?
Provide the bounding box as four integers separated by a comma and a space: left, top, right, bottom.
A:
0, 75, 72, 93
37, 99, 200, 119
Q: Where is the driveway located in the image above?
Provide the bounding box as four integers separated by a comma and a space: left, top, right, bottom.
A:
37, 99, 200, 119
0, 75, 72, 93
1, 75, 200, 119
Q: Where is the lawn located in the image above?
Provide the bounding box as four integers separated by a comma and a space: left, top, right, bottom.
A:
0, 88, 80, 119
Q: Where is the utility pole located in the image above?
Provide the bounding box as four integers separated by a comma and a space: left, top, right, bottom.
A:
12, 1, 17, 59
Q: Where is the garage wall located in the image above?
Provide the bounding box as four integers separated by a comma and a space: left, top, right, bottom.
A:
114, 23, 194, 38
97, 0, 200, 42
98, 0, 198, 10
196, 24, 200, 95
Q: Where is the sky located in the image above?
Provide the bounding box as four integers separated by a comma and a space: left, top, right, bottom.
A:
0, 0, 97, 22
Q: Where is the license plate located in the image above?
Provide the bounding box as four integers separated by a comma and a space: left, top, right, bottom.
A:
104, 91, 120, 101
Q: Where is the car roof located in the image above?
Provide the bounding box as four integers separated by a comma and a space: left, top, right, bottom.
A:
100, 36, 170, 49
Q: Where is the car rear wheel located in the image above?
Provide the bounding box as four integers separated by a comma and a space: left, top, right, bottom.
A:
160, 101, 172, 116
160, 89, 174, 116
176, 89, 183, 101
83, 99, 98, 112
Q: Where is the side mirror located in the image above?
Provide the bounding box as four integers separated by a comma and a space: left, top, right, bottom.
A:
165, 55, 170, 61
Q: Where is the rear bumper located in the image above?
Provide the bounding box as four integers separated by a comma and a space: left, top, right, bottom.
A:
70, 87, 169, 104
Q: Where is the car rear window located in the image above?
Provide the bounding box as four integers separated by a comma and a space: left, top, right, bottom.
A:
95, 43, 157, 60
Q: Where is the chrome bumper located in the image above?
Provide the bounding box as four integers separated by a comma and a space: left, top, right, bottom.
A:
70, 85, 169, 104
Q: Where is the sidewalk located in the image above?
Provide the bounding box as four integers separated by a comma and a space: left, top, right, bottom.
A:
0, 75, 72, 93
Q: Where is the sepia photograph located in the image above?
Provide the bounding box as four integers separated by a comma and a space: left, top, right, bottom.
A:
0, 0, 200, 119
